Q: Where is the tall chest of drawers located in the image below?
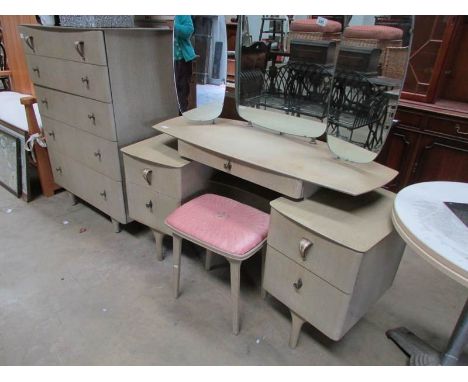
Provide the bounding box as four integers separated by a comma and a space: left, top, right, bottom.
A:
19, 25, 179, 231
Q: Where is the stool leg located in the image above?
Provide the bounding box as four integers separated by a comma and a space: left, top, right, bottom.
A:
152, 230, 164, 261
229, 260, 242, 335
260, 245, 267, 299
205, 249, 214, 271
289, 310, 305, 349
173, 234, 182, 299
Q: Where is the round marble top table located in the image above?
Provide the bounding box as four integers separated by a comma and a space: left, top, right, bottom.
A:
387, 181, 468, 366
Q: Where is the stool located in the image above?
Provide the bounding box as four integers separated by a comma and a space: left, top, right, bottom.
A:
165, 194, 270, 335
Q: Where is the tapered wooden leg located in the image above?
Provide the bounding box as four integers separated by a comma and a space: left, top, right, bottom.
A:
172, 234, 182, 299
152, 230, 164, 261
111, 218, 121, 233
229, 260, 242, 335
260, 245, 267, 299
205, 249, 214, 271
289, 310, 306, 349
69, 192, 78, 206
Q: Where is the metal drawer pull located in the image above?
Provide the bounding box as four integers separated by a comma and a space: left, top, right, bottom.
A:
74, 40, 85, 60
223, 160, 232, 171
94, 150, 101, 160
48, 131, 55, 139
145, 200, 153, 210
81, 76, 89, 88
32, 66, 40, 76
88, 113, 96, 124
455, 124, 468, 135
41, 98, 48, 108
55, 167, 62, 174
299, 238, 313, 260
293, 278, 303, 291
25, 35, 35, 51
142, 168, 152, 185
100, 190, 107, 200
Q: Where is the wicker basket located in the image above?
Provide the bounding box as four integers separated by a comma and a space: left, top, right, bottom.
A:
285, 31, 341, 51
382, 46, 409, 80
341, 37, 402, 67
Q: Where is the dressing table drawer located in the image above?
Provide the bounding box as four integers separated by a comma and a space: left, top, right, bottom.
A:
19, 27, 107, 65
178, 140, 307, 199
35, 87, 116, 141
126, 182, 181, 234
26, 55, 112, 102
268, 209, 363, 294
263, 245, 350, 340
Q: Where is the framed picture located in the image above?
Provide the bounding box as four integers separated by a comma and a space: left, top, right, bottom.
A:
0, 129, 22, 197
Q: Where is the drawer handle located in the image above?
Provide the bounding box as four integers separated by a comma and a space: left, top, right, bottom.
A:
88, 113, 96, 124
299, 238, 313, 261
32, 66, 40, 77
94, 150, 102, 161
48, 131, 55, 140
223, 160, 232, 171
100, 190, 107, 200
293, 278, 303, 291
25, 35, 35, 52
81, 76, 89, 89
41, 98, 48, 108
455, 124, 468, 135
142, 168, 152, 185
55, 166, 62, 174
145, 200, 153, 210
74, 40, 85, 60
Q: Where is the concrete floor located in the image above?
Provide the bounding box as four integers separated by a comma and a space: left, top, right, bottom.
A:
0, 187, 466, 365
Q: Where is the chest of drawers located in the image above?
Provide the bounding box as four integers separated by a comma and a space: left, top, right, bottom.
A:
263, 188, 405, 344
20, 25, 179, 231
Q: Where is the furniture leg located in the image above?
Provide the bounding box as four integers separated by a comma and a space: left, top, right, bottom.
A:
205, 249, 214, 271
289, 310, 306, 349
260, 245, 267, 299
172, 234, 182, 299
441, 298, 468, 366
111, 218, 121, 233
229, 259, 242, 335
69, 192, 78, 206
152, 230, 164, 261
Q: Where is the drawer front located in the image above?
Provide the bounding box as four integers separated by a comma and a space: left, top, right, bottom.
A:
178, 140, 305, 199
43, 117, 121, 181
19, 27, 107, 65
268, 209, 363, 294
48, 150, 74, 191
123, 154, 183, 199
27, 55, 112, 102
263, 246, 350, 340
395, 109, 423, 129
35, 87, 116, 141
126, 182, 180, 234
426, 116, 468, 140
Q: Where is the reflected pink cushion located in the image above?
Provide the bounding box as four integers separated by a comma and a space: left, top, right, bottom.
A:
290, 18, 342, 33
344, 25, 403, 40
166, 194, 270, 257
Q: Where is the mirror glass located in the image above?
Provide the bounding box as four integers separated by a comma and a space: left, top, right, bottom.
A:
326, 15, 413, 162
173, 15, 227, 122
236, 16, 341, 138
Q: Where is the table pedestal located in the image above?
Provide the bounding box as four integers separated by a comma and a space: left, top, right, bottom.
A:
387, 298, 468, 366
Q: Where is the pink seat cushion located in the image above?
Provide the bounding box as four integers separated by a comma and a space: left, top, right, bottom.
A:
344, 25, 403, 40
290, 18, 342, 33
166, 194, 270, 257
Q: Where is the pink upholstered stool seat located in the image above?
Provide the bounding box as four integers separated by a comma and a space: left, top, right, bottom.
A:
166, 194, 270, 259
343, 25, 403, 40
290, 18, 342, 33
166, 194, 270, 335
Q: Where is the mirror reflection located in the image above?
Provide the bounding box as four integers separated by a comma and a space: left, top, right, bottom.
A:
327, 16, 413, 162
237, 16, 341, 138
173, 15, 227, 122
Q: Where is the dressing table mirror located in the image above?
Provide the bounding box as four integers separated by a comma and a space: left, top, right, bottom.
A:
236, 15, 339, 138
326, 15, 413, 163
173, 15, 227, 122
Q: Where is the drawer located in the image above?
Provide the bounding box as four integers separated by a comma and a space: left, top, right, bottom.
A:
395, 109, 423, 129
178, 140, 307, 199
263, 246, 350, 340
268, 209, 363, 294
425, 116, 468, 140
126, 182, 180, 234
19, 27, 107, 65
26, 55, 112, 102
43, 117, 121, 181
48, 150, 74, 191
36, 87, 116, 141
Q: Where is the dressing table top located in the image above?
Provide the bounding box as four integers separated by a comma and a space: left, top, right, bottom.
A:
153, 116, 398, 196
